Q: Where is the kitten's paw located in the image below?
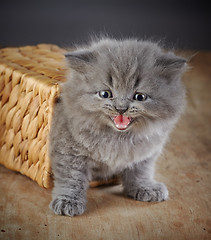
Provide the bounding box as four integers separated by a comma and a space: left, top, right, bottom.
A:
125, 182, 168, 202
50, 195, 86, 216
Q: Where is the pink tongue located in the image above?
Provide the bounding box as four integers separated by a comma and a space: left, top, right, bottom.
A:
113, 115, 131, 130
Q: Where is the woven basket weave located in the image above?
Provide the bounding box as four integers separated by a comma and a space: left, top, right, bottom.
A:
0, 44, 67, 188
0, 44, 120, 188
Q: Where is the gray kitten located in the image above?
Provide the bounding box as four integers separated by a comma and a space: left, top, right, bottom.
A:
49, 38, 186, 216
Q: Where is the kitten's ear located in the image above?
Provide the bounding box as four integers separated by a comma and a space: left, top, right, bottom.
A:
65, 50, 96, 72
155, 53, 187, 77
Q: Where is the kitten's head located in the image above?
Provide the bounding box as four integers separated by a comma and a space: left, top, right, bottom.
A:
63, 38, 187, 133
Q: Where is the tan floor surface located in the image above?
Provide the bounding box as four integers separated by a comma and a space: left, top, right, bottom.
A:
0, 51, 211, 240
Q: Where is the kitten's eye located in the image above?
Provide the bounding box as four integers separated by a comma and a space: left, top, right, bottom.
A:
99, 90, 113, 99
133, 92, 147, 101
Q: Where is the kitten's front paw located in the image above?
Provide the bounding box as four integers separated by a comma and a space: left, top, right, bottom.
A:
125, 182, 168, 202
50, 195, 86, 216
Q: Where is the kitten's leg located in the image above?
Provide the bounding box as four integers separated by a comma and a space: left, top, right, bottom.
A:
50, 153, 90, 216
122, 156, 168, 202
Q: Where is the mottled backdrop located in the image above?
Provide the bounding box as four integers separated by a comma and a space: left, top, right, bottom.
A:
0, 0, 210, 50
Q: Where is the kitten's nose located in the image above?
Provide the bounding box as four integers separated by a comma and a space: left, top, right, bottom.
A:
115, 107, 128, 115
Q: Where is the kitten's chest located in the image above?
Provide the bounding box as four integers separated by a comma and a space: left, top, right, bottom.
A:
84, 133, 161, 172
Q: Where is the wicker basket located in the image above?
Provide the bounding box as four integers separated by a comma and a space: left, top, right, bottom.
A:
0, 44, 120, 188
0, 44, 67, 188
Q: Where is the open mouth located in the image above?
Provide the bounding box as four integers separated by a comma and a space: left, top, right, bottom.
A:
111, 115, 132, 131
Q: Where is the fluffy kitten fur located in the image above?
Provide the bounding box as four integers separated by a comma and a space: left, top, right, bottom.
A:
49, 38, 186, 216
